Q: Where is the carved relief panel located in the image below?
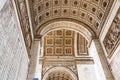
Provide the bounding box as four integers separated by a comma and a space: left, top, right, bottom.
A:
103, 8, 120, 58
14, 0, 32, 56
77, 33, 88, 56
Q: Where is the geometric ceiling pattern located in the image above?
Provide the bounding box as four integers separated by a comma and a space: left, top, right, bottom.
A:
29, 0, 114, 35
46, 70, 73, 80
44, 29, 74, 56
14, 0, 33, 57
44, 29, 88, 56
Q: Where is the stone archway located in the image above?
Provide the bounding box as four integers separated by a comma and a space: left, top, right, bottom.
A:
37, 21, 94, 44
42, 67, 78, 80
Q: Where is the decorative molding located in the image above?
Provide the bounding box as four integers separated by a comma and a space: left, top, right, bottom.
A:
75, 57, 94, 64
77, 33, 88, 56
14, 0, 32, 56
42, 60, 78, 77
42, 66, 78, 80
39, 21, 93, 44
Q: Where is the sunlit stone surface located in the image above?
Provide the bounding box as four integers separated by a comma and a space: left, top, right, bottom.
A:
0, 0, 120, 80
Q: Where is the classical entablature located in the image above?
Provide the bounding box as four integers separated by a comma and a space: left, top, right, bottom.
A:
28, 0, 114, 36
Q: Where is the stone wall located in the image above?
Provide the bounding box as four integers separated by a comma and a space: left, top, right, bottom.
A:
110, 45, 120, 80
77, 64, 97, 80
0, 0, 29, 80
89, 41, 106, 80
103, 8, 120, 80
0, 0, 7, 10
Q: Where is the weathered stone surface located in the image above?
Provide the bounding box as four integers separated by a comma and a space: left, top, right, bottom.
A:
0, 0, 7, 10
0, 0, 29, 80
110, 45, 120, 80
77, 64, 97, 80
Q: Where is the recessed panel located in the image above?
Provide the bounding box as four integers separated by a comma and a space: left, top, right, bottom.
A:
46, 47, 54, 55
46, 38, 54, 46
44, 29, 74, 56
55, 30, 63, 37
55, 47, 63, 55
65, 38, 72, 46
65, 47, 73, 56
55, 38, 63, 46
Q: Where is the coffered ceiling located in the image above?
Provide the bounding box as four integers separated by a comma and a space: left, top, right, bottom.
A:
13, 0, 116, 59
46, 70, 73, 80
43, 29, 88, 57
28, 0, 114, 36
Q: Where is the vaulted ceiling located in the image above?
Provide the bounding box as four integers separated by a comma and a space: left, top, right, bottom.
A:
14, 0, 116, 58
46, 70, 73, 80
43, 29, 88, 57
28, 0, 114, 36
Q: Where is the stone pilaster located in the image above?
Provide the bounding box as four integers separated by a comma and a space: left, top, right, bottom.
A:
27, 39, 40, 80
93, 39, 114, 80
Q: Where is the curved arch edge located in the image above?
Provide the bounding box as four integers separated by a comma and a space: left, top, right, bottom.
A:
42, 67, 78, 80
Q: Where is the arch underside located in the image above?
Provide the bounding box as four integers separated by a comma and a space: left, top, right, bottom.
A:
29, 0, 114, 37
38, 20, 93, 44
42, 29, 88, 57
27, 0, 116, 80
42, 67, 78, 80
36, 18, 96, 37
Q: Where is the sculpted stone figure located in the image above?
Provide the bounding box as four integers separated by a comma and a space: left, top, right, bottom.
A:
104, 16, 120, 53
106, 39, 113, 49
109, 32, 116, 44
26, 33, 31, 48
113, 17, 120, 38
23, 16, 30, 33
19, 0, 27, 18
